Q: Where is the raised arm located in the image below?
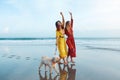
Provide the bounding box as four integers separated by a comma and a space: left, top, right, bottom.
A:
69, 12, 73, 28
60, 12, 65, 28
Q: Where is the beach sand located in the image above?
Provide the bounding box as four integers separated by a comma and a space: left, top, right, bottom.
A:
0, 39, 120, 80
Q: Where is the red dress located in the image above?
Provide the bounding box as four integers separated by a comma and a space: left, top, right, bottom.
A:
65, 19, 76, 57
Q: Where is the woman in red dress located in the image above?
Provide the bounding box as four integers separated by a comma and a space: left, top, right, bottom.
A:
65, 12, 76, 63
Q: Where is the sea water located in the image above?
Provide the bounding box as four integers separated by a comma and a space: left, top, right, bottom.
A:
0, 38, 120, 80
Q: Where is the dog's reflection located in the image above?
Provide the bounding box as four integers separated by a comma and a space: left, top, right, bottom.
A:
38, 71, 59, 80
38, 71, 48, 80
38, 63, 76, 80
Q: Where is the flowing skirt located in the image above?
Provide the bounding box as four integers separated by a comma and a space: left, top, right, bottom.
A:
58, 37, 67, 58
66, 36, 76, 57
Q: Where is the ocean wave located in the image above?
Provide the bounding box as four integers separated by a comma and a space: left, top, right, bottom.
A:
0, 40, 56, 46
85, 45, 120, 52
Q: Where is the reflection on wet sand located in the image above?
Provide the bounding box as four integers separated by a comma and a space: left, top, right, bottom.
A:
67, 64, 76, 80
38, 63, 76, 80
38, 71, 48, 80
38, 71, 58, 80
58, 64, 68, 80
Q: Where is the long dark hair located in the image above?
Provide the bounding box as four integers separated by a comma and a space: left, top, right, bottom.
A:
65, 21, 70, 30
55, 20, 61, 27
65, 21, 70, 35
55, 20, 61, 31
55, 20, 64, 30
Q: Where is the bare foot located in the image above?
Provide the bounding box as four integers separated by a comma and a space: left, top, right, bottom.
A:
71, 60, 75, 63
64, 61, 68, 65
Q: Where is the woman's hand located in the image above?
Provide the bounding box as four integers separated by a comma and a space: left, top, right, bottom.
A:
60, 12, 63, 16
69, 12, 72, 16
60, 12, 65, 27
69, 12, 73, 20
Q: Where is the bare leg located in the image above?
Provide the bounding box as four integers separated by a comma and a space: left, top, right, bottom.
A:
58, 58, 63, 64
71, 57, 75, 63
63, 58, 67, 65
53, 66, 59, 75
67, 55, 69, 63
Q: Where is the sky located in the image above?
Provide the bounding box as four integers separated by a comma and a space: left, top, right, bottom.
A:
0, 0, 120, 38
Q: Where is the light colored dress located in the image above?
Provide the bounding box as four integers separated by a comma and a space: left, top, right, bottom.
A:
56, 30, 67, 58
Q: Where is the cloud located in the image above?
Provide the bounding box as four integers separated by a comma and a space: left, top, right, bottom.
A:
2, 27, 9, 34
0, 0, 120, 37
76, 0, 120, 30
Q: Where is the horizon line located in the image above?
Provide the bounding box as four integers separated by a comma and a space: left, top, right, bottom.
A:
0, 37, 120, 40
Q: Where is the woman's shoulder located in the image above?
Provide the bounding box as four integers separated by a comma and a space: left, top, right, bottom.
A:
56, 30, 60, 33
56, 30, 60, 35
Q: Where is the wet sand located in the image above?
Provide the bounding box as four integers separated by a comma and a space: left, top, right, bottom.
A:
0, 40, 120, 80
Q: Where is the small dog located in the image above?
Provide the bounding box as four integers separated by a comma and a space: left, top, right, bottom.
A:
39, 56, 60, 75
